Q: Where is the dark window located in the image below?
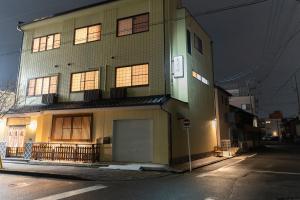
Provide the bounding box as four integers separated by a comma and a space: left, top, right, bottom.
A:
194, 34, 203, 54
187, 30, 191, 54
51, 114, 92, 141
117, 13, 149, 36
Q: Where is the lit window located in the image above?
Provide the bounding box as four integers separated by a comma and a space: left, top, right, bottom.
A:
117, 13, 149, 36
39, 37, 47, 52
27, 75, 58, 96
32, 33, 61, 53
71, 71, 99, 92
194, 34, 203, 54
74, 24, 101, 45
51, 114, 92, 141
116, 64, 149, 87
192, 71, 209, 86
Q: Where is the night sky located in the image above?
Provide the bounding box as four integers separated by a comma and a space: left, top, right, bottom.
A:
0, 0, 299, 117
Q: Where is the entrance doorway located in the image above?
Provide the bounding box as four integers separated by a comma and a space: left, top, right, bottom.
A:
6, 126, 26, 157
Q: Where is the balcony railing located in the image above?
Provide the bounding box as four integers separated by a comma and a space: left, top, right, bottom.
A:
31, 143, 101, 163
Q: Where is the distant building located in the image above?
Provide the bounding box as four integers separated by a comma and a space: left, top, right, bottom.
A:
227, 89, 257, 115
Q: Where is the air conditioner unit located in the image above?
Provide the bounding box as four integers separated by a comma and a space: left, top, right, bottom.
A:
110, 88, 127, 99
84, 89, 102, 102
42, 94, 58, 105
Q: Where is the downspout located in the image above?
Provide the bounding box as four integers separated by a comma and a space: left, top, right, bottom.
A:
160, 103, 173, 165
16, 23, 25, 106
211, 41, 218, 146
163, 0, 167, 95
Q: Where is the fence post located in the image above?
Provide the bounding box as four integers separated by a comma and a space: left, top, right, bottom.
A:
92, 144, 95, 163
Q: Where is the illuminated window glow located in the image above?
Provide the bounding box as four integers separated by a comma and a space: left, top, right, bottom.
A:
116, 64, 149, 87
192, 71, 209, 86
117, 13, 149, 36
27, 75, 58, 96
74, 24, 101, 45
71, 71, 99, 92
32, 33, 61, 53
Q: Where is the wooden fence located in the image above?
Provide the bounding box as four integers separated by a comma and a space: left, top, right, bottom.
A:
6, 147, 24, 158
31, 143, 101, 163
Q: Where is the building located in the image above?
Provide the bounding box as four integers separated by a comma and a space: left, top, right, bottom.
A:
0, 0, 216, 165
214, 86, 231, 147
229, 105, 261, 150
227, 89, 257, 115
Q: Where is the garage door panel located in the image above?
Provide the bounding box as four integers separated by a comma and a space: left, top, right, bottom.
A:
113, 119, 153, 163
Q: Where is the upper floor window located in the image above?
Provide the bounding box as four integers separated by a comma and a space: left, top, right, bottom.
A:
74, 24, 101, 45
117, 13, 149, 37
27, 75, 58, 96
116, 64, 149, 87
194, 34, 203, 54
32, 34, 61, 53
71, 70, 99, 92
187, 30, 192, 54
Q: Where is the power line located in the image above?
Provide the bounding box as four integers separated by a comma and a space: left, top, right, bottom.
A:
196, 0, 270, 16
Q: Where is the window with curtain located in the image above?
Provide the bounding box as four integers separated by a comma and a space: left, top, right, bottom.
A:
116, 64, 149, 87
71, 70, 99, 92
27, 75, 58, 96
51, 115, 92, 141
74, 24, 101, 45
32, 33, 61, 53
117, 13, 149, 36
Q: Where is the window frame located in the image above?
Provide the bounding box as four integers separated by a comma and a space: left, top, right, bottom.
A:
70, 70, 100, 93
51, 114, 93, 142
117, 13, 150, 37
32, 33, 61, 53
194, 33, 203, 54
27, 75, 59, 97
73, 23, 102, 45
115, 63, 149, 88
187, 29, 192, 54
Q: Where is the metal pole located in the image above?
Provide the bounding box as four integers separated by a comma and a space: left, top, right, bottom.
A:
186, 127, 192, 172
295, 75, 300, 116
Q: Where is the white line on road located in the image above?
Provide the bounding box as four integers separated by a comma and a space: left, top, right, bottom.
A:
34, 185, 107, 200
253, 170, 300, 176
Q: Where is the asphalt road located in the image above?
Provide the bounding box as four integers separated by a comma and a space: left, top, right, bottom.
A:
1, 145, 300, 200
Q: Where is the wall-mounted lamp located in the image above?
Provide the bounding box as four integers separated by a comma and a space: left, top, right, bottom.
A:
211, 119, 217, 129
28, 120, 37, 131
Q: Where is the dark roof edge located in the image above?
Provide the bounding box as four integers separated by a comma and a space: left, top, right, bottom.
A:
214, 85, 232, 96
229, 105, 258, 118
19, 0, 117, 28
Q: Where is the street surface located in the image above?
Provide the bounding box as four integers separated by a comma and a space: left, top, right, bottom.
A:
1, 145, 300, 200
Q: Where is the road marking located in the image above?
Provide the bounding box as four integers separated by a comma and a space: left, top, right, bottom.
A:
253, 170, 300, 176
197, 153, 257, 178
34, 185, 107, 200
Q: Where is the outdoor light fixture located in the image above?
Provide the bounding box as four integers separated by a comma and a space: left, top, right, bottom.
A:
29, 120, 37, 131
272, 131, 278, 137
266, 121, 271, 124
211, 119, 217, 129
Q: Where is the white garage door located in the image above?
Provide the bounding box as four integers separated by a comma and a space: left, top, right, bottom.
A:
113, 119, 153, 163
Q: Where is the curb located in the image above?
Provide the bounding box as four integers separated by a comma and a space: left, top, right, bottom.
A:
0, 169, 92, 181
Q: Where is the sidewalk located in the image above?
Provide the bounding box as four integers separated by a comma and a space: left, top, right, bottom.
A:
0, 162, 169, 182
171, 156, 231, 173
0, 155, 232, 181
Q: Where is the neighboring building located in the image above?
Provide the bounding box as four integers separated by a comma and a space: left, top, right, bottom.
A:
228, 105, 261, 150
227, 89, 256, 115
0, 0, 216, 165
214, 86, 232, 147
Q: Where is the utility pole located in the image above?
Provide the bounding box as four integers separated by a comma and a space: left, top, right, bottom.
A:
294, 75, 300, 116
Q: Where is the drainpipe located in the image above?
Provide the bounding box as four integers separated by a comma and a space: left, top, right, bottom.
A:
160, 103, 173, 165
163, 0, 167, 95
16, 23, 25, 107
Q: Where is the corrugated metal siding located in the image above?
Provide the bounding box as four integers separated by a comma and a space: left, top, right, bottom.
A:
18, 0, 165, 105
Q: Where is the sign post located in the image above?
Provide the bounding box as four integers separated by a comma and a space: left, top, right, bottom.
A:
183, 119, 192, 172
0, 155, 3, 169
